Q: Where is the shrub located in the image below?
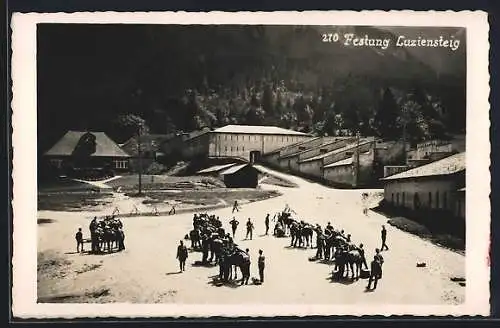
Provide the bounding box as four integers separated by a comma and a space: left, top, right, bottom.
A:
145, 162, 166, 175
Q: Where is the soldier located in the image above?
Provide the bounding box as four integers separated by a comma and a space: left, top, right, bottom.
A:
75, 228, 84, 253
258, 249, 266, 283
381, 225, 389, 251
326, 222, 333, 232
246, 218, 254, 240
315, 226, 324, 259
374, 248, 384, 278
89, 217, 98, 253
367, 256, 382, 290
229, 217, 239, 238
232, 200, 240, 213
117, 228, 125, 251
265, 214, 270, 235
201, 234, 210, 264
358, 243, 368, 269
176, 240, 188, 272
323, 228, 332, 260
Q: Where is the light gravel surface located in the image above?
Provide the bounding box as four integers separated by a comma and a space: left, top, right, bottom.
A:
37, 166, 465, 304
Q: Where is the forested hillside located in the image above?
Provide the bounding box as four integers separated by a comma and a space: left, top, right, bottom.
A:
37, 24, 466, 153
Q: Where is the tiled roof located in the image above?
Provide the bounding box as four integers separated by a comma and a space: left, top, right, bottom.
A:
220, 164, 251, 175
323, 157, 353, 168
382, 152, 465, 181
212, 125, 308, 136
45, 131, 130, 158
265, 137, 320, 155
299, 139, 372, 163
185, 129, 211, 141
280, 139, 339, 159
197, 163, 238, 174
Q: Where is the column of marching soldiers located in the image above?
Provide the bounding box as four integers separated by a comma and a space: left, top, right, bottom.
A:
178, 203, 388, 290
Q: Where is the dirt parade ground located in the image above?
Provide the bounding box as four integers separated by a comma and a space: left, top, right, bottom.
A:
37, 166, 465, 305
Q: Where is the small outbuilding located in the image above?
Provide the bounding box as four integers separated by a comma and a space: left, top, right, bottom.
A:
219, 164, 259, 188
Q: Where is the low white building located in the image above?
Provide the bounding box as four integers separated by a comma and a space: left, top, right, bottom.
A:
381, 152, 465, 220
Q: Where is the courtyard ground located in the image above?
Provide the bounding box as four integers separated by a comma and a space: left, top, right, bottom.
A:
37, 166, 465, 305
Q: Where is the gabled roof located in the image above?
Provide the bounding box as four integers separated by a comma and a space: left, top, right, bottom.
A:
197, 163, 238, 174
220, 164, 253, 175
45, 131, 130, 158
212, 125, 309, 136
265, 137, 320, 155
324, 157, 353, 168
280, 138, 352, 160
299, 139, 373, 163
382, 152, 465, 181
185, 128, 211, 141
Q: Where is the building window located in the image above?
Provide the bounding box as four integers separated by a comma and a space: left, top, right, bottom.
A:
115, 160, 128, 169
225, 135, 227, 140
443, 192, 448, 209
236, 146, 239, 151
231, 135, 233, 141
231, 147, 233, 152
225, 146, 227, 152
396, 193, 400, 205
402, 192, 406, 206
435, 191, 440, 209
428, 192, 432, 208
242, 146, 245, 151
287, 137, 289, 142
391, 193, 394, 203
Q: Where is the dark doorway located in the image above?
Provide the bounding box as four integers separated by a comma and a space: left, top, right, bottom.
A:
414, 193, 421, 210
249, 151, 261, 164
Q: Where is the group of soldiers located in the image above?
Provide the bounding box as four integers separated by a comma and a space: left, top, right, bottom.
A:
87, 215, 126, 254
270, 205, 388, 291
181, 213, 266, 285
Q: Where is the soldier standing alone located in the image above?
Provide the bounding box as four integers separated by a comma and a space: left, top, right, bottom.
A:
176, 240, 188, 272
367, 255, 383, 290
258, 249, 266, 284
232, 200, 240, 213
246, 218, 254, 240
229, 217, 239, 238
265, 214, 270, 235
75, 228, 84, 253
381, 225, 389, 251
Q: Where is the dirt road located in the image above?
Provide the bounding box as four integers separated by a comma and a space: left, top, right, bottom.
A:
37, 166, 465, 305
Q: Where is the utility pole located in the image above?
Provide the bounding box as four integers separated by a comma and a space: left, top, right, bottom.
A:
137, 127, 143, 195
402, 105, 408, 165
355, 131, 360, 188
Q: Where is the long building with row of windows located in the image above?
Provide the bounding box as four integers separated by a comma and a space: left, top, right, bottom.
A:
381, 152, 466, 220
179, 125, 312, 163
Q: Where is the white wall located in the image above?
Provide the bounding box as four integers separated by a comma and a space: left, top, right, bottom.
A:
384, 176, 464, 217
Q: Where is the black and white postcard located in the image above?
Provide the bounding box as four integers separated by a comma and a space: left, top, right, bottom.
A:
11, 11, 490, 317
